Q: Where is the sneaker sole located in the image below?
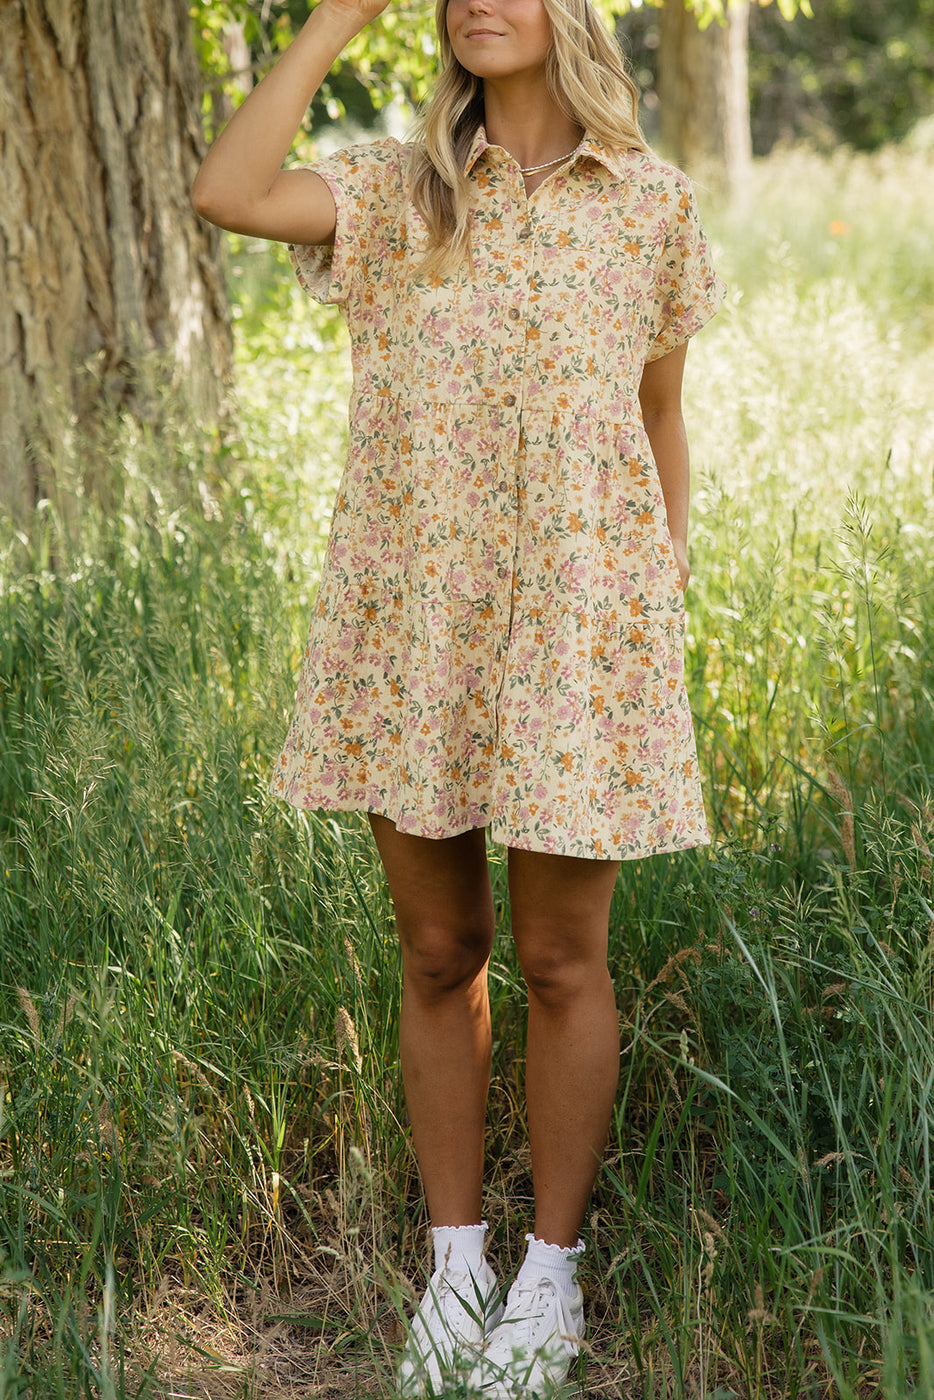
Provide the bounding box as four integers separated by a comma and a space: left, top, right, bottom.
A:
470, 1378, 579, 1400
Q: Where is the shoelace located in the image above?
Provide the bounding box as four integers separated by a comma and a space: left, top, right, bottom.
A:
431, 1270, 489, 1332
498, 1277, 563, 1347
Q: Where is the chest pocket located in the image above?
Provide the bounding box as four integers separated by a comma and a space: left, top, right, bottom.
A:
530, 218, 658, 384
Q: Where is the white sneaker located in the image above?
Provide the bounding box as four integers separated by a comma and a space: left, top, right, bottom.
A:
469, 1275, 584, 1398
397, 1257, 503, 1397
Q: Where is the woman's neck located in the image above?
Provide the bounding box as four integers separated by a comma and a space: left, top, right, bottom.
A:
482, 81, 582, 173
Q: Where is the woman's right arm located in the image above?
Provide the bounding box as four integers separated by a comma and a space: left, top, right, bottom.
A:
190, 0, 389, 246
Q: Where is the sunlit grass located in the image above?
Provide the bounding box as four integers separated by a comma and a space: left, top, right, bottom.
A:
1, 140, 933, 1397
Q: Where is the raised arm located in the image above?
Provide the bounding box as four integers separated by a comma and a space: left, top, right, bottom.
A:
190, 0, 389, 246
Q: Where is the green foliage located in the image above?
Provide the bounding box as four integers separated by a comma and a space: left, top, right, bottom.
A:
2, 138, 934, 1394
748, 0, 934, 152
622, 0, 934, 153
683, 142, 934, 865
190, 0, 386, 137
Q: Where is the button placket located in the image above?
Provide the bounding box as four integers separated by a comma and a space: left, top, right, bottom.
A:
488, 175, 536, 752
488, 185, 532, 626
499, 206, 533, 406
501, 203, 534, 595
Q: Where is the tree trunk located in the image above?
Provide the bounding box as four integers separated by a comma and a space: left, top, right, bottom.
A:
657, 0, 752, 193
211, 20, 253, 136
0, 0, 232, 521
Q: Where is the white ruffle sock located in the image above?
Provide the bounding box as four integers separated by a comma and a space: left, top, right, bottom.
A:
516, 1232, 585, 1295
432, 1220, 488, 1276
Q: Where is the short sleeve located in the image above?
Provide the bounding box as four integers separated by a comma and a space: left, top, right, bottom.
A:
647, 177, 725, 362
289, 139, 403, 307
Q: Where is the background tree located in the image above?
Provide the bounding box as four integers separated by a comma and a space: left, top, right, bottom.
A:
0, 0, 231, 520
621, 0, 934, 160
655, 0, 753, 192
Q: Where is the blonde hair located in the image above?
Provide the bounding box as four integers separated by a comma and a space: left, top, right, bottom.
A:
408, 0, 648, 276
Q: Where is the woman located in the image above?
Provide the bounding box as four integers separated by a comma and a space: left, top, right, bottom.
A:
192, 0, 723, 1393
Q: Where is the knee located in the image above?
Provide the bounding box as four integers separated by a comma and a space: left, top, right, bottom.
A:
516, 936, 608, 1010
517, 946, 586, 1008
401, 920, 493, 1002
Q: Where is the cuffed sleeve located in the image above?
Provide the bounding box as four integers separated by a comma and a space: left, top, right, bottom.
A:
289, 139, 404, 307
647, 177, 725, 362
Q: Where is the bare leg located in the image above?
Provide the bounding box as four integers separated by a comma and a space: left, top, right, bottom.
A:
369, 814, 494, 1227
508, 848, 621, 1248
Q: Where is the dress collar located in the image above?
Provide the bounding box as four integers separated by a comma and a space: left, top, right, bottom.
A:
463, 124, 634, 180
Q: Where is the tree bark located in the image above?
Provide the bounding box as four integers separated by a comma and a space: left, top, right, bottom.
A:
657, 0, 752, 193
0, 0, 232, 520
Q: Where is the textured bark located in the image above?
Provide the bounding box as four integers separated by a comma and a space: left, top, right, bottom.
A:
0, 0, 232, 519
657, 0, 752, 193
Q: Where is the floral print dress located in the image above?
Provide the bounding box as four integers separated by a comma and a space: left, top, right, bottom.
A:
270, 128, 725, 859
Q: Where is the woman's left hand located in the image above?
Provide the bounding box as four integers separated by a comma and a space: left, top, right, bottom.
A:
673, 539, 690, 593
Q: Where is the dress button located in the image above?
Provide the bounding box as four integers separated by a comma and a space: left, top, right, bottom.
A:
497, 566, 510, 580
508, 307, 521, 321
503, 393, 516, 406
517, 226, 531, 241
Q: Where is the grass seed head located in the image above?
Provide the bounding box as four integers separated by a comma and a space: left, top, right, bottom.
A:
336, 1006, 363, 1073
16, 987, 40, 1043
826, 769, 857, 868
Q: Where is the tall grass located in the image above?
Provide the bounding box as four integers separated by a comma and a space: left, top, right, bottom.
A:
1, 140, 933, 1397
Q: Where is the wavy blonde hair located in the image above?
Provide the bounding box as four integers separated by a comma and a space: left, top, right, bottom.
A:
408, 0, 648, 276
